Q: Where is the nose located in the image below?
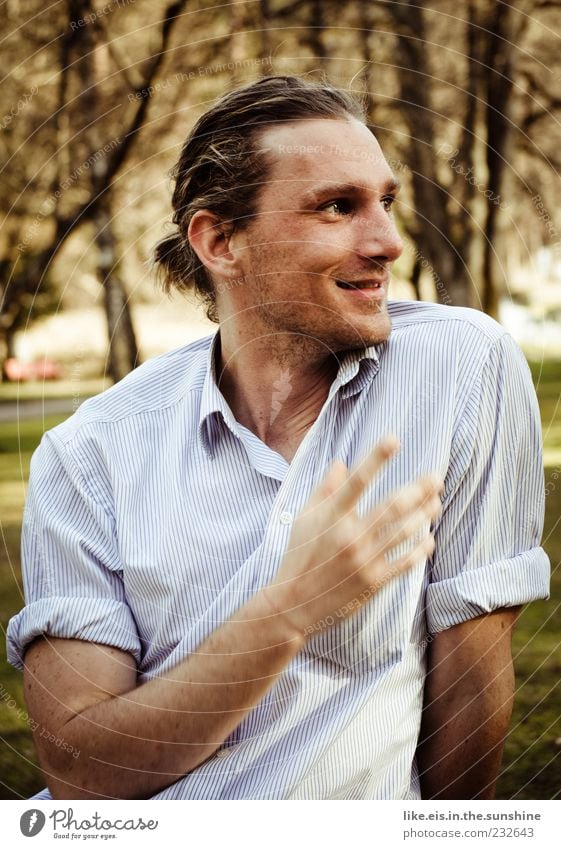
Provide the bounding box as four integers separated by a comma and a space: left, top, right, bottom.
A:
355, 204, 404, 263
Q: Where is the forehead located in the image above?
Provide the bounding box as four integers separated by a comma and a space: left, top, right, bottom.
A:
257, 118, 394, 194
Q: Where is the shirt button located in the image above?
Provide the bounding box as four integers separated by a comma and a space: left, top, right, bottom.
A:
279, 511, 293, 525
215, 746, 236, 759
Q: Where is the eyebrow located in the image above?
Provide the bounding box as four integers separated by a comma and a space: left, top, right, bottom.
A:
300, 177, 401, 204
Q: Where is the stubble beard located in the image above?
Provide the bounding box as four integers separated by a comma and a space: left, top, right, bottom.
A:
251, 295, 392, 362
244, 255, 392, 361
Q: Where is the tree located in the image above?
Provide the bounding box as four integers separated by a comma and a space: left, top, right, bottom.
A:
3, 0, 560, 370
351, 0, 561, 313
0, 0, 189, 380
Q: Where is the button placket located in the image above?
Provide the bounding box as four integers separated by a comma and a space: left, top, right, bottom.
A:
255, 396, 340, 587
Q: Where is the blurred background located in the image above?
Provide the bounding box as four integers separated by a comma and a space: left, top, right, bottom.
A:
1, 0, 560, 799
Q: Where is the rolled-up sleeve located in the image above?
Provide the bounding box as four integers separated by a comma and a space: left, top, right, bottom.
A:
7, 429, 141, 670
426, 333, 550, 634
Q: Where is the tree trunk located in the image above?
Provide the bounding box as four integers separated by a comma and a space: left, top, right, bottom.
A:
258, 0, 272, 66
102, 277, 140, 384
410, 257, 422, 301
308, 0, 327, 69
481, 1, 516, 318
73, 0, 139, 382
388, 0, 473, 307
230, 0, 249, 84
358, 0, 376, 119
481, 196, 501, 318
0, 328, 16, 381
94, 197, 140, 383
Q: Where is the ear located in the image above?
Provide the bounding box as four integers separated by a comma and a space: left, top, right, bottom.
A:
187, 210, 243, 281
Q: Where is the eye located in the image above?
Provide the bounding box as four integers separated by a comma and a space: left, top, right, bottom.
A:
321, 199, 352, 216
382, 194, 396, 212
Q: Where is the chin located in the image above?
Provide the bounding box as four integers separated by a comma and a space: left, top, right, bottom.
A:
329, 312, 392, 352
255, 301, 392, 355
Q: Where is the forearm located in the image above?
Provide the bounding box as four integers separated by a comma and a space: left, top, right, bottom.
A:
48, 590, 303, 799
417, 669, 515, 799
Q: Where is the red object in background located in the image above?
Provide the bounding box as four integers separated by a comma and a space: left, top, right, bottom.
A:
3, 357, 61, 382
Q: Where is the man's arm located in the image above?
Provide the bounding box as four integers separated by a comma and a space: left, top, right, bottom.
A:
23, 440, 442, 800
416, 606, 521, 799
24, 593, 303, 801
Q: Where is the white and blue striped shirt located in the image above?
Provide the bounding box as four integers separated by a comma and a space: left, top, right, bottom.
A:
7, 301, 550, 799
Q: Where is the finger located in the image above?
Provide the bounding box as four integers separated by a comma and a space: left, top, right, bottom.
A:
375, 504, 439, 555
365, 474, 443, 528
334, 435, 401, 513
372, 533, 435, 588
304, 459, 350, 515
354, 490, 439, 553
392, 533, 436, 574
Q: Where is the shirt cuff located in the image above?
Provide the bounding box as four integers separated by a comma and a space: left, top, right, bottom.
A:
6, 597, 142, 670
426, 546, 550, 634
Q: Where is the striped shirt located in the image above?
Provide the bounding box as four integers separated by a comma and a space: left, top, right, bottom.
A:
7, 300, 550, 799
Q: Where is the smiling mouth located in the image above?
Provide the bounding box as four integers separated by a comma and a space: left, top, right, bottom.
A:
335, 278, 385, 290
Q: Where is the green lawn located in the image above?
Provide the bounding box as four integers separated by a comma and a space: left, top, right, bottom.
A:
1, 364, 560, 800
497, 360, 561, 799
0, 415, 67, 799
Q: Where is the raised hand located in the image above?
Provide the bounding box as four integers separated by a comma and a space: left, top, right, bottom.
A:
262, 436, 443, 638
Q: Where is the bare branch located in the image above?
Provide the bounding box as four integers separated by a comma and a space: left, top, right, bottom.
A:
34, 0, 189, 274
519, 68, 561, 132
273, 0, 312, 20
91, 14, 139, 91
92, 1, 189, 202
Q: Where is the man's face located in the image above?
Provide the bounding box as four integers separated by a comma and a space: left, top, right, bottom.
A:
221, 117, 404, 353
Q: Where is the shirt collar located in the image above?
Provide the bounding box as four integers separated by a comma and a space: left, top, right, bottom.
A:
332, 344, 381, 400
198, 330, 236, 459
197, 329, 381, 458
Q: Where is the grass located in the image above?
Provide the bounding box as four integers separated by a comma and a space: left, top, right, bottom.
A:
0, 378, 107, 404
0, 415, 67, 799
496, 360, 561, 800
0, 364, 560, 800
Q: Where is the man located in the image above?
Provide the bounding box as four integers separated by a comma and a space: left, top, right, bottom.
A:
8, 76, 549, 800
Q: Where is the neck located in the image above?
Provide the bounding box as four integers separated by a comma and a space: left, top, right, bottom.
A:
215, 328, 340, 458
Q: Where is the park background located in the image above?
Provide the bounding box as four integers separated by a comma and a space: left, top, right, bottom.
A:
1, 0, 560, 799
